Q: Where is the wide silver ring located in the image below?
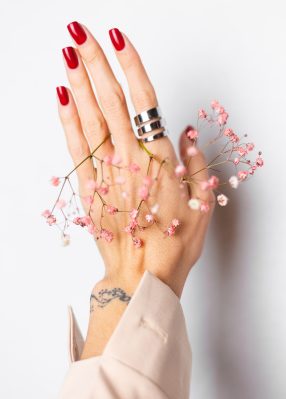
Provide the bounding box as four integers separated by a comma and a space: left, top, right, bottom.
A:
139, 130, 168, 143
137, 119, 165, 136
134, 107, 162, 126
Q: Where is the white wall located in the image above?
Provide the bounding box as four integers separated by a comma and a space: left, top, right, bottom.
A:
0, 0, 285, 398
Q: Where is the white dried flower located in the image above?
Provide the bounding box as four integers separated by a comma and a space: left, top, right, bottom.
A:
188, 198, 201, 210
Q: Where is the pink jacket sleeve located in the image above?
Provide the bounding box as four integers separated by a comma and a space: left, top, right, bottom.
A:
57, 270, 192, 399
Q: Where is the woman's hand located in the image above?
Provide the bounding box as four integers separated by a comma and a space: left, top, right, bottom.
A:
57, 22, 215, 357
57, 23, 214, 298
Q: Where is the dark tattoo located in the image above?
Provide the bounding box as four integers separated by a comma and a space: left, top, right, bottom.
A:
90, 288, 132, 311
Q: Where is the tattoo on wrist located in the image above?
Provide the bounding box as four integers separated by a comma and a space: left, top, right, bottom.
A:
90, 288, 132, 311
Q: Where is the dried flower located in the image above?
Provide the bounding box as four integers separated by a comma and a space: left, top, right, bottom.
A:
50, 176, 60, 186
175, 164, 187, 177
198, 109, 207, 119
188, 198, 201, 210
217, 194, 228, 206
133, 237, 143, 248
229, 176, 239, 189
106, 205, 118, 215
145, 214, 154, 223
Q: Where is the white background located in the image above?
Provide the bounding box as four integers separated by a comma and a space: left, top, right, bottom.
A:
0, 0, 285, 398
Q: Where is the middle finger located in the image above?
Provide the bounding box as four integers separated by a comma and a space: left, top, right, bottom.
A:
66, 22, 139, 159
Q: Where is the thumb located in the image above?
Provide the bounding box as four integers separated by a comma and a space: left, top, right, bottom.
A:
179, 126, 211, 201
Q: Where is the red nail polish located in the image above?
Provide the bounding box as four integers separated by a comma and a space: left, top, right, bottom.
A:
56, 86, 69, 105
109, 28, 125, 51
67, 21, 87, 45
62, 47, 79, 69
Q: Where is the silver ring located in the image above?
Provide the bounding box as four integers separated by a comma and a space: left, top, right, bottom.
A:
134, 107, 162, 126
140, 130, 168, 143
137, 119, 165, 136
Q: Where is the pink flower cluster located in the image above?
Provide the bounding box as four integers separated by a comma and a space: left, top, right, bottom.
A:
43, 100, 263, 247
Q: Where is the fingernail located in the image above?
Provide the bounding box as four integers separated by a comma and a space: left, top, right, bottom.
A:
67, 21, 87, 45
109, 28, 125, 51
56, 86, 69, 105
62, 47, 79, 69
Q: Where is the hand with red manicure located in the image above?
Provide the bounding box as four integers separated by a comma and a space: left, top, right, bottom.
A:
56, 22, 214, 358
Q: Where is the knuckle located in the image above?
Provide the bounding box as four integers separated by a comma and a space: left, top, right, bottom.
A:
132, 87, 156, 111
82, 45, 103, 65
68, 142, 89, 161
101, 87, 126, 113
83, 118, 106, 137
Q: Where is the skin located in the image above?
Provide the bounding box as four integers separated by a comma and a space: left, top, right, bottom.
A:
57, 24, 215, 359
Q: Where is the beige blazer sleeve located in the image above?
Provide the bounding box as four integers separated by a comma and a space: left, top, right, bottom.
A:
57, 270, 192, 399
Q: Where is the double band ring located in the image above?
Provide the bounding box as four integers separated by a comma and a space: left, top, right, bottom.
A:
140, 130, 168, 143
137, 119, 165, 136
133, 106, 168, 143
134, 107, 162, 126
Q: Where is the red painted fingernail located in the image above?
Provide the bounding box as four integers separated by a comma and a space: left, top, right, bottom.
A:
67, 21, 87, 45
56, 86, 69, 105
109, 28, 125, 51
62, 47, 79, 69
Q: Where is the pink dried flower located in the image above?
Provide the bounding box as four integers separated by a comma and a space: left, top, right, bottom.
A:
106, 205, 118, 215
187, 145, 198, 157
99, 185, 109, 195
47, 215, 56, 225
73, 216, 91, 227
133, 237, 143, 248
87, 224, 96, 234
130, 208, 139, 219
186, 128, 199, 140
175, 164, 187, 177
124, 219, 138, 234
230, 134, 239, 143
166, 219, 180, 236
224, 128, 234, 137
233, 157, 240, 165
167, 225, 176, 236
237, 147, 247, 156
217, 194, 229, 206
145, 214, 154, 223
128, 162, 141, 173
208, 175, 219, 189
50, 176, 60, 186
56, 199, 66, 209
256, 157, 264, 167
200, 202, 210, 212
171, 218, 180, 227
42, 209, 51, 218
100, 228, 114, 242
138, 185, 149, 200
238, 170, 248, 181
211, 100, 220, 110
218, 112, 229, 125
247, 143, 255, 151
199, 109, 207, 119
